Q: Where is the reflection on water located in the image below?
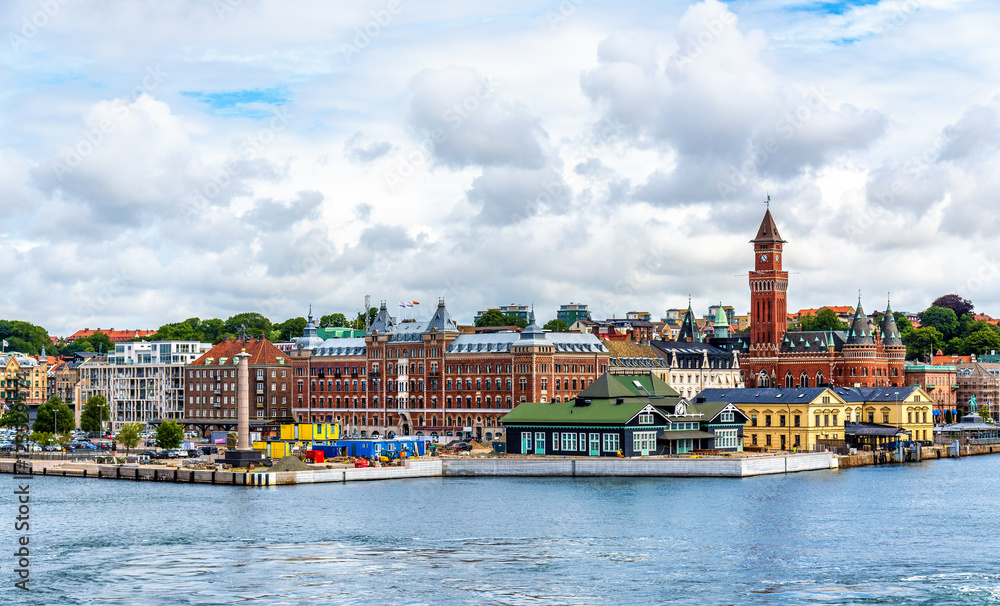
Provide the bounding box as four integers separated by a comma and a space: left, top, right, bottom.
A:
6, 456, 1000, 605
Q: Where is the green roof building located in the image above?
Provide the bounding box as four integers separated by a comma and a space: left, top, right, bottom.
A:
501, 373, 748, 456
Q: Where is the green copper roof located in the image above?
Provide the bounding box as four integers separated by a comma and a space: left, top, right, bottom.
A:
500, 398, 665, 425
714, 305, 727, 326
577, 373, 679, 400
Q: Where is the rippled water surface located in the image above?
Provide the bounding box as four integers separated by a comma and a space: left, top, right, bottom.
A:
4, 456, 1000, 605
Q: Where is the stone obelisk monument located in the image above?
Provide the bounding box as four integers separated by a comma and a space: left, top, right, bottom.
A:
223, 348, 262, 467
236, 350, 251, 451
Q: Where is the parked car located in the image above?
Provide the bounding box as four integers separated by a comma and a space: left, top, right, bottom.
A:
199, 446, 218, 455
185, 449, 200, 458
452, 442, 473, 452
139, 450, 158, 458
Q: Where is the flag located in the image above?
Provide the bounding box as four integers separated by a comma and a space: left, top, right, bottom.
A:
2, 340, 6, 347
405, 302, 413, 308
411, 301, 420, 305
398, 301, 406, 308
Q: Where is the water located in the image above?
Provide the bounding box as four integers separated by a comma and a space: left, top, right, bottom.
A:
4, 456, 1000, 605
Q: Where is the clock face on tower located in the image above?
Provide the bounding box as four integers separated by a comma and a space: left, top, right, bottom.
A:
760, 253, 768, 262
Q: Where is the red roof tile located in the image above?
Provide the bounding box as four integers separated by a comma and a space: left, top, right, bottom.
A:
189, 338, 290, 367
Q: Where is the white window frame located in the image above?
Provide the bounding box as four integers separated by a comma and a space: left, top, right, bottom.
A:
638, 413, 653, 424
603, 433, 620, 452
632, 431, 656, 455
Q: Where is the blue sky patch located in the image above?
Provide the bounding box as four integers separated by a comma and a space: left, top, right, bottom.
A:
784, 0, 882, 15
182, 87, 289, 118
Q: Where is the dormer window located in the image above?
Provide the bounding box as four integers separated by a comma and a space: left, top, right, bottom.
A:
721, 411, 734, 422
638, 413, 653, 424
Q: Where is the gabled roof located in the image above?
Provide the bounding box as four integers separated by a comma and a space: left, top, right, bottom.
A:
752, 209, 785, 243
66, 328, 156, 342
424, 299, 459, 334
578, 373, 679, 400
691, 401, 750, 423
500, 399, 668, 426
190, 338, 289, 366
369, 301, 396, 335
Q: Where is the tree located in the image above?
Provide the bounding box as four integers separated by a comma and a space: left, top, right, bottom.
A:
80, 395, 110, 434
274, 317, 307, 341
116, 423, 143, 458
0, 319, 58, 356
893, 311, 913, 333
921, 306, 960, 341
223, 312, 273, 340
476, 309, 529, 328
978, 401, 993, 423
0, 405, 28, 429
30, 431, 54, 448
543, 319, 569, 332
351, 307, 379, 330
32, 396, 75, 434
905, 326, 944, 361
320, 313, 347, 327
953, 329, 1000, 356
931, 294, 974, 318
155, 420, 184, 450
799, 308, 846, 331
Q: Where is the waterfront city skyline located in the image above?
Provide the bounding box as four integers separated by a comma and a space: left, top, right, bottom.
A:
3, 0, 999, 336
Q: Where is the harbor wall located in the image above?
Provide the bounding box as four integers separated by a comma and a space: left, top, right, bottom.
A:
441, 453, 837, 478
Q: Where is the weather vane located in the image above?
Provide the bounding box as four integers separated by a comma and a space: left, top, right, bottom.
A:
238, 323, 249, 343
765, 193, 770, 209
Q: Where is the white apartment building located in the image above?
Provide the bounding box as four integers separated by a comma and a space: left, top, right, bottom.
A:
78, 341, 211, 432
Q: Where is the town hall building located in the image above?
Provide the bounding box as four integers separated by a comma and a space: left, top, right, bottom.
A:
735, 207, 906, 388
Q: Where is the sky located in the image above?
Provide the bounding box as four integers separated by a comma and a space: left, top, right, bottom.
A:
1, 0, 998, 336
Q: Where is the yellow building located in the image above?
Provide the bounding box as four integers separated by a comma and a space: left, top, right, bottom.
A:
1, 353, 48, 408
695, 386, 935, 451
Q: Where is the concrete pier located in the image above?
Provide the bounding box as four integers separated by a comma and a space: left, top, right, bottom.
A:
4, 445, 999, 486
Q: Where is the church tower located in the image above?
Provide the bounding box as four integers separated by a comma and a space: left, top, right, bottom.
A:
749, 202, 788, 356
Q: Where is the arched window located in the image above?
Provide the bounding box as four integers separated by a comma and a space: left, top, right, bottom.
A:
799, 372, 809, 388
758, 370, 770, 387
816, 372, 825, 386
785, 372, 794, 388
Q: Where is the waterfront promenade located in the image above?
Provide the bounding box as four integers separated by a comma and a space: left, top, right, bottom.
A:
4, 444, 1000, 486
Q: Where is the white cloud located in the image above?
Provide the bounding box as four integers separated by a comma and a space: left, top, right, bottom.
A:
1, 0, 999, 336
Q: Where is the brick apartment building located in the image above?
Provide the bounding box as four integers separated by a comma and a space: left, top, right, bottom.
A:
183, 337, 294, 428
289, 301, 610, 441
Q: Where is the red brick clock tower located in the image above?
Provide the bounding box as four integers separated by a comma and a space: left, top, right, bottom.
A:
749, 205, 788, 358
